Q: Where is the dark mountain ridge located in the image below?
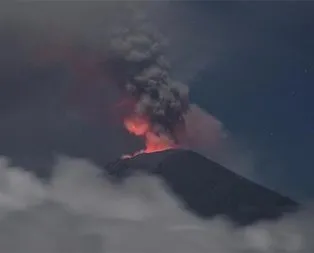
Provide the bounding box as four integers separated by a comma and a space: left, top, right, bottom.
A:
105, 149, 299, 226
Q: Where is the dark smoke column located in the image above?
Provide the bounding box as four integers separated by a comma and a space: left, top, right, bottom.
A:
104, 6, 190, 149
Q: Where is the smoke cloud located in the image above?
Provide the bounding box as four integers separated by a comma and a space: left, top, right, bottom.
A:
0, 156, 313, 253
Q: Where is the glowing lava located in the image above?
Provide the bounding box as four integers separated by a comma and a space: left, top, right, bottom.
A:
122, 116, 177, 158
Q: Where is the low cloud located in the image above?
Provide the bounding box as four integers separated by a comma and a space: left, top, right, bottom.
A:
0, 156, 313, 252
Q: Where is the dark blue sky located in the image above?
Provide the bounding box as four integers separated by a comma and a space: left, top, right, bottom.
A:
188, 1, 314, 200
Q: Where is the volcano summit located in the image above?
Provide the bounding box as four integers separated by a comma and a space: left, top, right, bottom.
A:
105, 149, 298, 226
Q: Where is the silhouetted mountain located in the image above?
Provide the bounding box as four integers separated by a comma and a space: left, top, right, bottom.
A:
105, 149, 299, 226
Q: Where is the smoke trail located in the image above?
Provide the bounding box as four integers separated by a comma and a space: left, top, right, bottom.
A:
0, 156, 313, 252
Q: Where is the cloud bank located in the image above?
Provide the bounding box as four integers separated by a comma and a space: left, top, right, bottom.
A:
0, 156, 313, 252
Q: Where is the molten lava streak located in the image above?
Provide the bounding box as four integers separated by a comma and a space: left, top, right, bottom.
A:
123, 116, 177, 158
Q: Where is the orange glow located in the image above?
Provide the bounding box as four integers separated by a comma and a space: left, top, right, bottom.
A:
144, 132, 176, 153
122, 115, 177, 158
124, 116, 150, 136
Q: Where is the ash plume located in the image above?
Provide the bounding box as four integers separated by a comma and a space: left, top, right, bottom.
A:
4, 1, 191, 147
101, 5, 190, 145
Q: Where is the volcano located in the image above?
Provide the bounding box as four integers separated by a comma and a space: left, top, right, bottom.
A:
105, 149, 299, 226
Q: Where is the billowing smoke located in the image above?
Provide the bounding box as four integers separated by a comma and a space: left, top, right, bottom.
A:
103, 5, 190, 153
0, 156, 313, 252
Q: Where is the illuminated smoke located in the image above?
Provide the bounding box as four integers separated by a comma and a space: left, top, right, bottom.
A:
101, 6, 189, 154
122, 115, 177, 157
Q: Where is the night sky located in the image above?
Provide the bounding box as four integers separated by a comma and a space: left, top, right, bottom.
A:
187, 1, 314, 200
0, 1, 313, 201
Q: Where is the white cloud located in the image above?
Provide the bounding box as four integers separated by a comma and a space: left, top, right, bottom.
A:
0, 156, 312, 253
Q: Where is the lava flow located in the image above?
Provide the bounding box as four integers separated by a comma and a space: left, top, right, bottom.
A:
122, 116, 177, 158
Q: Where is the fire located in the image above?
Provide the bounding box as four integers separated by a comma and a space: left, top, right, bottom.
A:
122, 115, 177, 158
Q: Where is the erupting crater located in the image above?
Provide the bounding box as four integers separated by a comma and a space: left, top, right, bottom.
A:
122, 115, 179, 158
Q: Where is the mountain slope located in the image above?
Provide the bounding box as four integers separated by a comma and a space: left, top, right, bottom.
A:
105, 149, 299, 226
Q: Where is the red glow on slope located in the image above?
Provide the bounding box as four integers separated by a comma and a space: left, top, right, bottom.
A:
145, 132, 176, 153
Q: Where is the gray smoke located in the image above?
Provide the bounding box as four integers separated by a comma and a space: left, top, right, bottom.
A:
107, 10, 189, 141
0, 156, 313, 253
84, 3, 190, 143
